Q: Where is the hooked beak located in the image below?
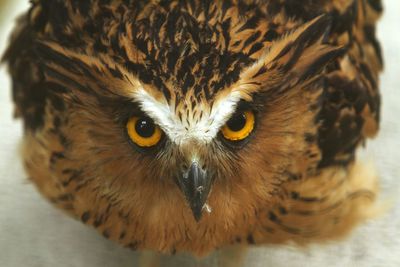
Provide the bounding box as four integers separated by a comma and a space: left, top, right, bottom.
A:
177, 161, 212, 222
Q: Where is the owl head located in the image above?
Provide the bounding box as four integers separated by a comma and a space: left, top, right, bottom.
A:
7, 1, 349, 253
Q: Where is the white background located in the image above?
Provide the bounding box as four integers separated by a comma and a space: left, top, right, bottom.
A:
1, 1, 399, 266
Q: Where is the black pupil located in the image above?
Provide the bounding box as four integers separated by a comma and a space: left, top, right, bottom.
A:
135, 117, 155, 138
227, 112, 247, 132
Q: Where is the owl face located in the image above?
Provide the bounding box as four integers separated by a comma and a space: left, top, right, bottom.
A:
124, 92, 258, 219
35, 9, 341, 223
27, 1, 345, 238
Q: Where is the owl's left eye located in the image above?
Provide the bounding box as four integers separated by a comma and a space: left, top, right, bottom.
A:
126, 116, 163, 148
221, 110, 255, 142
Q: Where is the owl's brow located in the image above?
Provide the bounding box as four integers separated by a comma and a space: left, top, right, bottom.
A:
34, 40, 145, 99
130, 85, 243, 144
34, 41, 244, 144
34, 41, 264, 145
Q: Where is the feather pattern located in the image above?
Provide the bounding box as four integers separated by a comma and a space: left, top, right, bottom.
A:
2, 0, 383, 258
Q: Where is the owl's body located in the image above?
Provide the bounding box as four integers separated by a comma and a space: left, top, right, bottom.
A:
3, 0, 382, 259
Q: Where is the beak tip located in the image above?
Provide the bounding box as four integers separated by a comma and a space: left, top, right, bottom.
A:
178, 161, 212, 223
192, 205, 204, 222
193, 212, 202, 222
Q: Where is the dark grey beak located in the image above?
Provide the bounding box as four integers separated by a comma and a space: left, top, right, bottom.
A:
177, 161, 212, 222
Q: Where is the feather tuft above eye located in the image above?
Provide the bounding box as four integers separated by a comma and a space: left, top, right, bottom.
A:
227, 15, 345, 101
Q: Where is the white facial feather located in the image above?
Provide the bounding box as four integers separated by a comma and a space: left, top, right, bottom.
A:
132, 87, 241, 145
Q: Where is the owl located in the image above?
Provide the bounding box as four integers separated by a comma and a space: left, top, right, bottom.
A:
2, 0, 382, 266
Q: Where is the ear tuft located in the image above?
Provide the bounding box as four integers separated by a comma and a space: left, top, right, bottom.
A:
235, 14, 345, 97
292, 14, 333, 50
271, 14, 339, 74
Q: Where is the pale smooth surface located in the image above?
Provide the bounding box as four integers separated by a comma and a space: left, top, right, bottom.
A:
1, 1, 399, 267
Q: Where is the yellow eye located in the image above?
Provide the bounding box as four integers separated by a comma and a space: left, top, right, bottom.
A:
221, 110, 255, 141
126, 116, 162, 147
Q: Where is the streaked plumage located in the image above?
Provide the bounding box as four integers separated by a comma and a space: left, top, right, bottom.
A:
2, 0, 382, 262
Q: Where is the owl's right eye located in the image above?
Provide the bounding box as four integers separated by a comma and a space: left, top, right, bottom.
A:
126, 116, 163, 148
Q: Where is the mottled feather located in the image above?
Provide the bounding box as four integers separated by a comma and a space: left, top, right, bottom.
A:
2, 0, 382, 258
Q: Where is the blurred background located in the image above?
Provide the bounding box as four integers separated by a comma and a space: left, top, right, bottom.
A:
0, 1, 399, 266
